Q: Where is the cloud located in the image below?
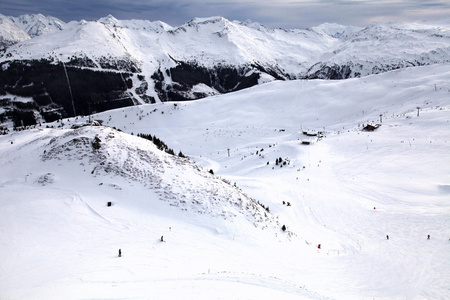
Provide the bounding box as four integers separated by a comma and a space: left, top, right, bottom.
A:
1, 0, 449, 28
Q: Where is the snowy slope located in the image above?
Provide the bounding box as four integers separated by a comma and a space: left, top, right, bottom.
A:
1, 63, 449, 299
0, 125, 294, 299
91, 64, 450, 298
86, 64, 450, 297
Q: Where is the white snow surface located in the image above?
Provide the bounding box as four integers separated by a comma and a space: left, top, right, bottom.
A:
1, 64, 449, 299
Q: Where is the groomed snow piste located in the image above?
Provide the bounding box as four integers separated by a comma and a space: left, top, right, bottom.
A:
1, 64, 449, 299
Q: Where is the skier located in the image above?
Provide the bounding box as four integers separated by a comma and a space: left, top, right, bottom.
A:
386, 235, 389, 240
160, 236, 164, 242
427, 235, 430, 240
118, 249, 121, 257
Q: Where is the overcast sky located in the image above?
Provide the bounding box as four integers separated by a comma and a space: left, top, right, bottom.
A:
1, 0, 449, 29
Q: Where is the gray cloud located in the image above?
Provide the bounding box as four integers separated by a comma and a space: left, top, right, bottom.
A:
1, 0, 449, 28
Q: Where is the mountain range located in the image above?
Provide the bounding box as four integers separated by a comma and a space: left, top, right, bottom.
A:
0, 13, 449, 128
1, 13, 449, 299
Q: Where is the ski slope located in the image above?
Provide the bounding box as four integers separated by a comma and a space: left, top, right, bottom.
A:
1, 64, 449, 299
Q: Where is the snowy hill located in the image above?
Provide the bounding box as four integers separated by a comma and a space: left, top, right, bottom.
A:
1, 63, 449, 299
2, 124, 278, 230
0, 125, 293, 299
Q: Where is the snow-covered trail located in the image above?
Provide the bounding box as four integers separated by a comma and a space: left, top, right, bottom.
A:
0, 174, 322, 299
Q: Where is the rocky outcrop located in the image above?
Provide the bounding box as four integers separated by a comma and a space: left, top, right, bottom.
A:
305, 63, 354, 79
0, 60, 136, 126
153, 61, 261, 101
0, 58, 268, 127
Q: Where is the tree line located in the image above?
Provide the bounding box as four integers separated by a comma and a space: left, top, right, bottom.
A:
137, 133, 186, 158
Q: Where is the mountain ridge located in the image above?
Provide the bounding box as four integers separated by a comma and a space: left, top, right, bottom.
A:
5, 13, 448, 75
0, 13, 65, 37
0, 13, 449, 128
0, 17, 30, 49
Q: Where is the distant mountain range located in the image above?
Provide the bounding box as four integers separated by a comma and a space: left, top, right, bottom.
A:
0, 13, 449, 127
0, 13, 65, 38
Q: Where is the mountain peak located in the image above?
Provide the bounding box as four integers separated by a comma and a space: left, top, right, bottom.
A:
311, 22, 363, 38
194, 16, 227, 22
98, 14, 119, 25
240, 19, 264, 29
186, 16, 230, 27
0, 17, 30, 49
5, 13, 66, 37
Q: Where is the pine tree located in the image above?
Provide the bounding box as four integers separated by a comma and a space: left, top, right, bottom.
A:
92, 136, 101, 150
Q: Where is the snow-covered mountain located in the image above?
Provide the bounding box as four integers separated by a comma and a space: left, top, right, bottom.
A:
310, 22, 362, 38
2, 14, 448, 77
307, 21, 450, 78
1, 13, 65, 37
1, 63, 449, 299
0, 16, 30, 49
0, 14, 449, 127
